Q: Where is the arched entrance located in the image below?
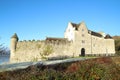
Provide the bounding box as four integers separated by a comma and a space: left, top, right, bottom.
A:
81, 48, 85, 57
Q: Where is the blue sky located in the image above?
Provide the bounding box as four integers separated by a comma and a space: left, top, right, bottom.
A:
0, 0, 120, 47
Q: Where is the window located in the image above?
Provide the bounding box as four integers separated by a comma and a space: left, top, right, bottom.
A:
75, 27, 78, 31
82, 34, 84, 37
82, 40, 85, 44
82, 29, 84, 31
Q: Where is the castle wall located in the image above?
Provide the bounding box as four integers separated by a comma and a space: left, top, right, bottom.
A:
105, 39, 115, 55
90, 36, 115, 56
10, 40, 73, 63
10, 41, 43, 63
46, 41, 73, 57
91, 36, 105, 55
10, 22, 115, 63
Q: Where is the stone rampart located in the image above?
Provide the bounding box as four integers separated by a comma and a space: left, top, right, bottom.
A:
10, 39, 73, 63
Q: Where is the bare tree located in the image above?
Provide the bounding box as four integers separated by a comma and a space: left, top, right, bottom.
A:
0, 44, 5, 54
0, 38, 9, 55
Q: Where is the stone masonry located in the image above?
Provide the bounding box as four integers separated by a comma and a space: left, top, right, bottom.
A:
10, 21, 115, 63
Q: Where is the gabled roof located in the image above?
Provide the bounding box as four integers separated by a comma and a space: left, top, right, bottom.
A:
105, 34, 112, 39
71, 22, 81, 28
70, 21, 88, 31
70, 22, 113, 38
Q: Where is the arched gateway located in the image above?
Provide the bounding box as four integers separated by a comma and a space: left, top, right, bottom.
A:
81, 48, 85, 56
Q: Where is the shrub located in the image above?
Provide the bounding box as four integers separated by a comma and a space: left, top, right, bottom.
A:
40, 45, 54, 59
0, 57, 120, 80
115, 39, 120, 56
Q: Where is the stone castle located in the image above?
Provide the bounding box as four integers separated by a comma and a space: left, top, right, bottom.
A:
10, 21, 115, 63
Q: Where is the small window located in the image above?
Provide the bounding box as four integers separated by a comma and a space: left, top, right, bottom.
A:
82, 40, 85, 44
82, 29, 84, 31
75, 27, 78, 30
82, 34, 84, 37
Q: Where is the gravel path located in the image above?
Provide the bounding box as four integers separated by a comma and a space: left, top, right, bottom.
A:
0, 57, 92, 72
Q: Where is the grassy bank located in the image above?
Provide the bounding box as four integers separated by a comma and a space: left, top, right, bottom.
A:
0, 57, 120, 80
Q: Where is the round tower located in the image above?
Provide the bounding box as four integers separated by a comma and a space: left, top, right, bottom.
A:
10, 33, 19, 61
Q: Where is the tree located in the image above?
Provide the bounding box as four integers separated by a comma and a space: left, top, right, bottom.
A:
40, 45, 54, 59
0, 38, 9, 55
0, 44, 3, 53
0, 44, 5, 54
115, 39, 120, 55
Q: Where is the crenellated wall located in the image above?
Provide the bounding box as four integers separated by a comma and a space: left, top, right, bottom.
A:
10, 39, 73, 63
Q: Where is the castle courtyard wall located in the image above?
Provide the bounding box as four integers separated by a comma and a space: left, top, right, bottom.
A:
10, 40, 73, 63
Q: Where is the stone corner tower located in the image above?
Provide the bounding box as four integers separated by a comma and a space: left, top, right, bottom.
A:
10, 33, 19, 62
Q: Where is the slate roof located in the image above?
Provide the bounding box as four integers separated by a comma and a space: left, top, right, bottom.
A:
105, 34, 112, 39
11, 33, 19, 41
88, 30, 103, 37
46, 37, 67, 41
71, 22, 81, 28
71, 22, 103, 38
